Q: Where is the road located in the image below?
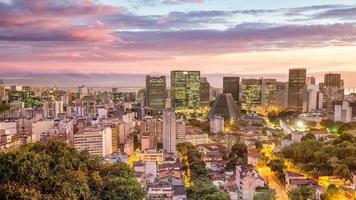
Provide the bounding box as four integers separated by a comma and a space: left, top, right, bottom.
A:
257, 166, 289, 200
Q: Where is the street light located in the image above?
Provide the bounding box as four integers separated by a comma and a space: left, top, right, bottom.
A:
296, 120, 305, 129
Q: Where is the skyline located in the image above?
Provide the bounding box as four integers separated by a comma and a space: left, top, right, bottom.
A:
0, 0, 356, 76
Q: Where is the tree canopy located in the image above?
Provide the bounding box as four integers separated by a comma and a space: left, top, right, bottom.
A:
177, 142, 230, 200
0, 141, 145, 200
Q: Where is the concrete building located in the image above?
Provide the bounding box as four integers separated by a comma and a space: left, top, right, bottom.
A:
223, 77, 240, 103
171, 71, 201, 110
140, 118, 162, 148
145, 76, 167, 115
74, 127, 112, 157
200, 77, 211, 107
261, 79, 277, 107
207, 93, 239, 120
288, 68, 307, 111
210, 115, 224, 134
185, 133, 209, 145
334, 101, 352, 123
162, 109, 177, 154
304, 84, 323, 112
176, 118, 186, 144
241, 79, 262, 111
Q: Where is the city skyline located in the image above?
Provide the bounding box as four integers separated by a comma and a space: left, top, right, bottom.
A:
0, 0, 356, 76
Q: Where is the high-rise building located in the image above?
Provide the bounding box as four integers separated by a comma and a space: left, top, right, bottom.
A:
288, 68, 306, 111
176, 118, 186, 144
324, 73, 342, 88
171, 71, 200, 110
261, 79, 277, 107
74, 127, 112, 157
162, 109, 177, 154
78, 85, 89, 97
270, 81, 288, 109
223, 77, 240, 102
200, 77, 210, 107
304, 84, 323, 112
306, 77, 316, 85
322, 73, 344, 111
333, 101, 352, 123
145, 76, 167, 115
140, 118, 162, 149
241, 79, 262, 111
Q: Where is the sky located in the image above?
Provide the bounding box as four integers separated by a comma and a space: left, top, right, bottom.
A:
0, 0, 356, 77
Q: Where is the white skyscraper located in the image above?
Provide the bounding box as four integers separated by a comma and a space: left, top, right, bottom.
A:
162, 109, 177, 154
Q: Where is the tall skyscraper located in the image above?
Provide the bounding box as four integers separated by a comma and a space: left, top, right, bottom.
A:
162, 109, 177, 154
145, 76, 167, 114
171, 71, 200, 110
288, 68, 306, 111
322, 73, 344, 111
261, 79, 277, 107
324, 73, 342, 88
223, 77, 240, 102
200, 77, 210, 107
241, 79, 262, 111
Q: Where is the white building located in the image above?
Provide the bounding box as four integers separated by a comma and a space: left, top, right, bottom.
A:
31, 120, 54, 143
334, 101, 352, 123
74, 127, 112, 157
162, 109, 177, 154
303, 84, 323, 112
210, 115, 224, 134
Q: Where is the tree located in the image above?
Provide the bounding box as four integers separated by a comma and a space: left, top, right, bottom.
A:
177, 142, 231, 200
0, 142, 145, 200
0, 104, 10, 113
255, 141, 263, 150
267, 159, 286, 183
320, 119, 334, 129
333, 164, 351, 180
301, 133, 316, 141
226, 142, 247, 170
288, 185, 314, 200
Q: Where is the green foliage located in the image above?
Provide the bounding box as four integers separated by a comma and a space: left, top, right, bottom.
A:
189, 118, 210, 133
254, 189, 276, 200
0, 104, 10, 112
226, 142, 247, 170
0, 142, 145, 200
301, 132, 316, 141
177, 142, 230, 200
255, 141, 263, 150
267, 159, 286, 184
288, 185, 314, 200
281, 135, 356, 180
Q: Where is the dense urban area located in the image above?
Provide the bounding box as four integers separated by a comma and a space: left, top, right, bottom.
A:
0, 69, 356, 200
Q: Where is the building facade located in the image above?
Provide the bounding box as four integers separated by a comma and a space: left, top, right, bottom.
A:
145, 76, 167, 115
171, 71, 201, 110
223, 77, 240, 103
288, 68, 306, 111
